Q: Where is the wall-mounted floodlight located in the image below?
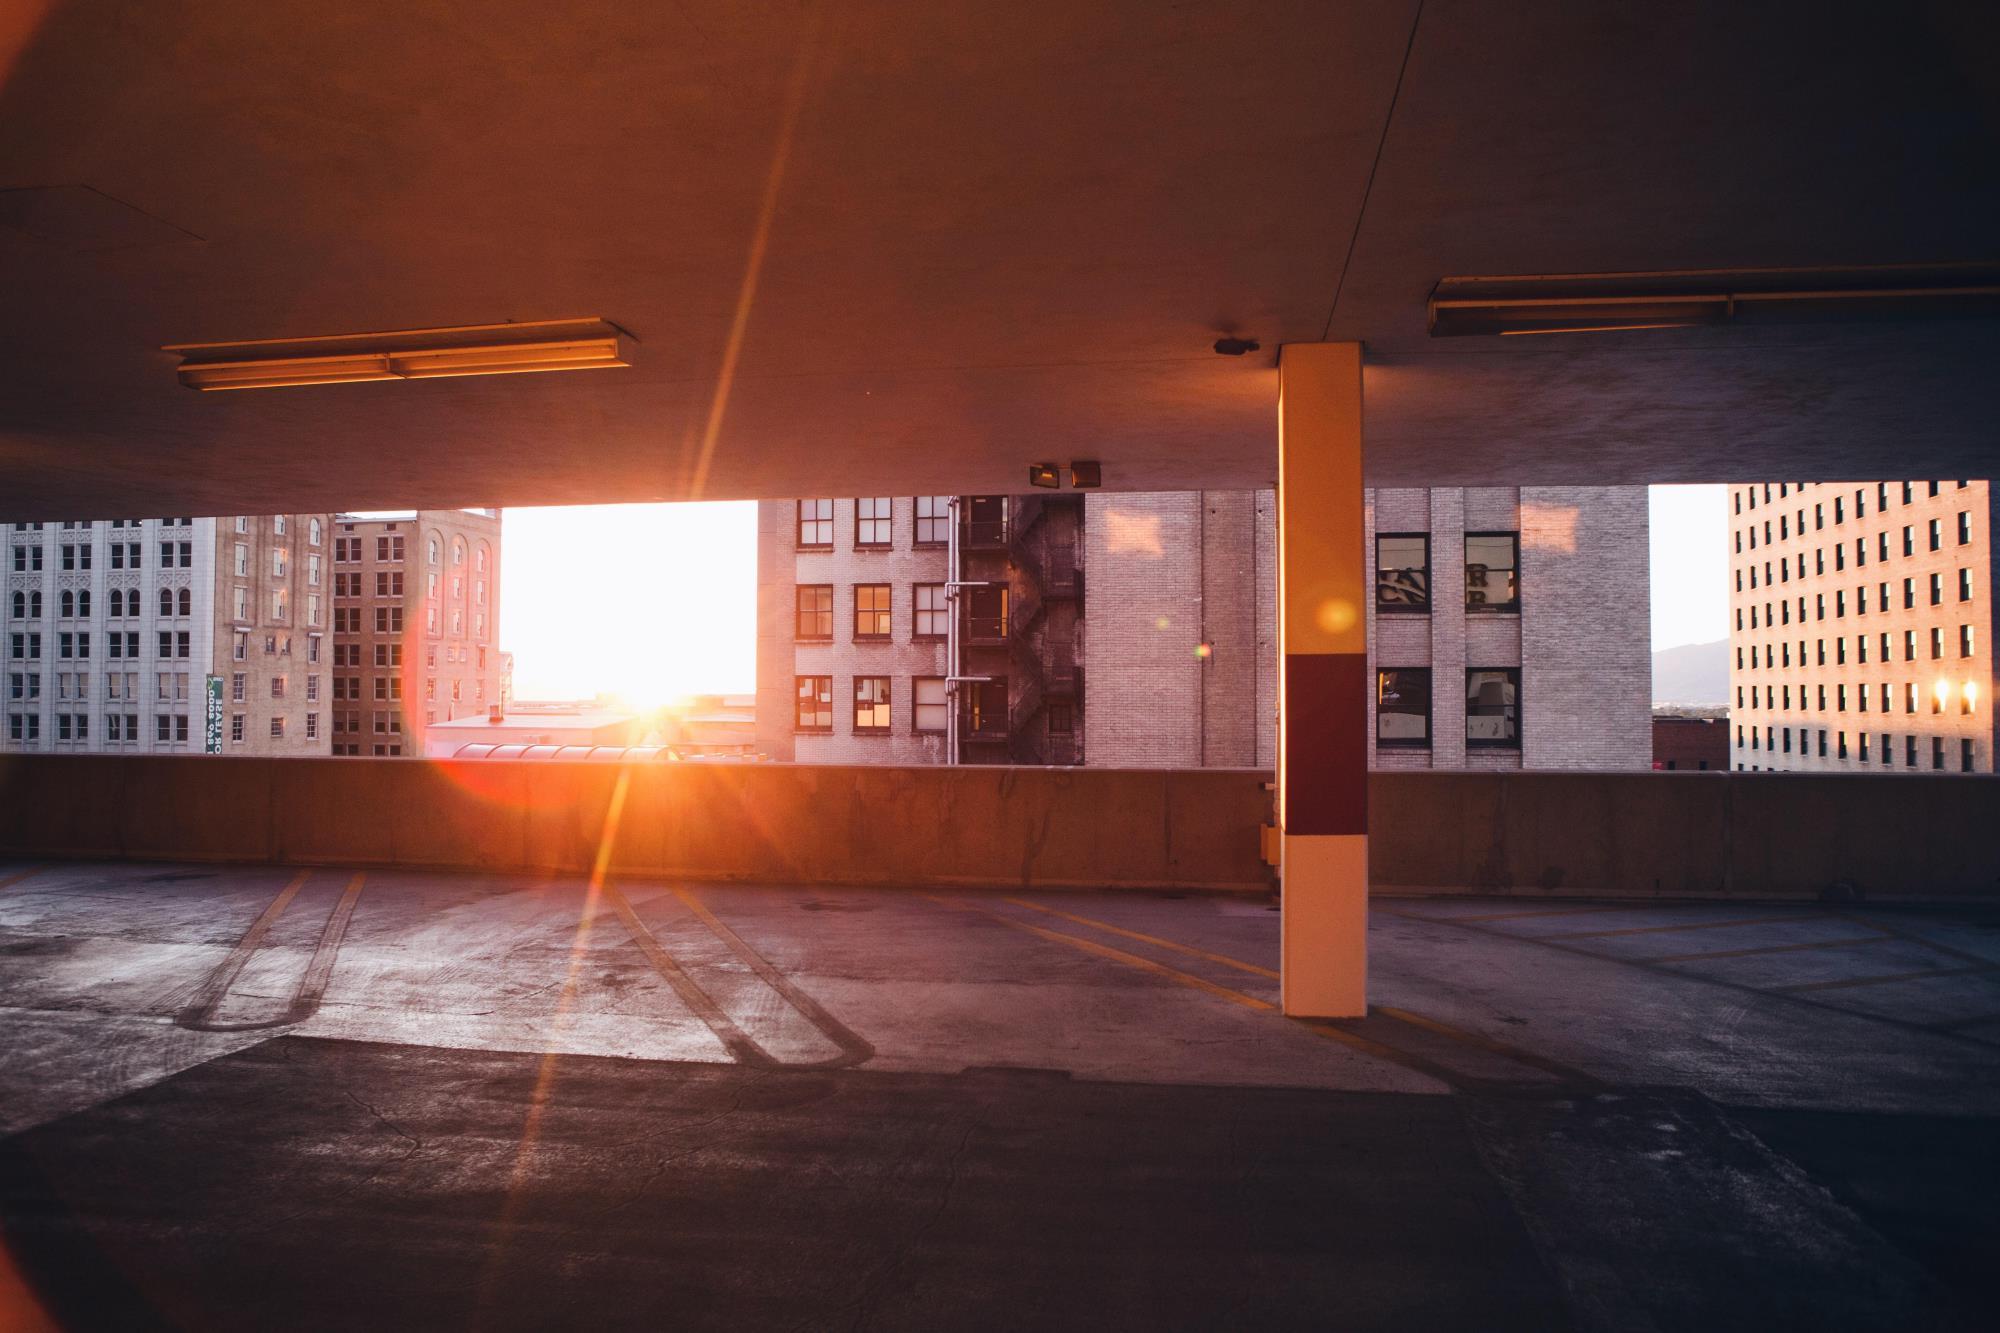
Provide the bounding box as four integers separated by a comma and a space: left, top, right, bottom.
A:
1028, 463, 1061, 489
164, 318, 632, 391
1428, 263, 2000, 338
1068, 460, 1102, 488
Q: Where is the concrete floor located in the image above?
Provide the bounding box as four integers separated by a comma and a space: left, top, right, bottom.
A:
1, 860, 1997, 1330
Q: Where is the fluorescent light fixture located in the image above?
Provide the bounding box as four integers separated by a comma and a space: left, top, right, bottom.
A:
164, 318, 632, 391
1028, 463, 1061, 489
1068, 460, 1102, 488
1429, 263, 2000, 337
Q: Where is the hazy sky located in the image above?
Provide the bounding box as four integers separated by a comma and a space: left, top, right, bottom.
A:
1649, 484, 1729, 650
500, 502, 757, 704
492, 486, 1727, 702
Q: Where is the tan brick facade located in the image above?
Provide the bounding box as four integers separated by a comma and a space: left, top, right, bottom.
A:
1728, 481, 1997, 773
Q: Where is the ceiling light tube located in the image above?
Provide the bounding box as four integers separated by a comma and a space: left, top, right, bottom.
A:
165, 319, 631, 391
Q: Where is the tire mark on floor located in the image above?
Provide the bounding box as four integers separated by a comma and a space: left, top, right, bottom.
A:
674, 887, 873, 1068
174, 871, 312, 1031
599, 881, 776, 1068
177, 871, 368, 1033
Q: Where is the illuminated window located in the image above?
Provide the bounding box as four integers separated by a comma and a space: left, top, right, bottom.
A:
794, 675, 832, 732
794, 585, 833, 640
854, 585, 892, 640
853, 676, 891, 732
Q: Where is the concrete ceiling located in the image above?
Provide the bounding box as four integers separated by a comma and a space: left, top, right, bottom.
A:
1, 0, 1996, 521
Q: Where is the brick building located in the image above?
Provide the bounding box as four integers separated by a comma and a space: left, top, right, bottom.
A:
1727, 480, 1995, 773
1652, 715, 1728, 770
759, 486, 1651, 771
755, 495, 1082, 764
330, 510, 503, 756
6, 514, 333, 756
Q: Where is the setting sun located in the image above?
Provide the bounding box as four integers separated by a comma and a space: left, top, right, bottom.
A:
500, 502, 756, 704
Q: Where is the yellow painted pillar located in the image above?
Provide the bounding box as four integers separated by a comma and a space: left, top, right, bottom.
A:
1277, 342, 1368, 1017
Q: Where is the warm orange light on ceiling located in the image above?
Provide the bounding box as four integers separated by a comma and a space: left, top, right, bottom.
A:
164, 319, 632, 391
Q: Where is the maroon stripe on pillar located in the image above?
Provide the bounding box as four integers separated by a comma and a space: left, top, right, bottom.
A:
1284, 652, 1368, 836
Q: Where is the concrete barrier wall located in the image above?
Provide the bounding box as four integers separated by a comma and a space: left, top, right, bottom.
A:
3, 758, 1996, 899
1370, 770, 2000, 900
0, 757, 1275, 891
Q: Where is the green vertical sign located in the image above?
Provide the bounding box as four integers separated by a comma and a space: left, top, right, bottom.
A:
205, 675, 224, 753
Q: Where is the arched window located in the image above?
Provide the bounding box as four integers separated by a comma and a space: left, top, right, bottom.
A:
108, 588, 122, 617
428, 536, 441, 565
28, 591, 41, 617
179, 587, 192, 616
452, 537, 465, 566
76, 590, 90, 617
160, 587, 174, 617
8, 591, 21, 618
309, 518, 323, 546
476, 542, 488, 574
59, 590, 74, 617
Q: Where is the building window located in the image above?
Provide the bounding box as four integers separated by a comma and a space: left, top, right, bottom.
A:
306, 713, 319, 739
914, 677, 948, 732
914, 584, 949, 638
795, 675, 832, 732
1047, 701, 1074, 735
377, 534, 405, 562
1465, 669, 1520, 747
1963, 739, 1976, 773
1932, 736, 1945, 770
1961, 568, 1974, 602
1962, 624, 1976, 658
797, 500, 834, 548
1464, 533, 1518, 612
914, 496, 951, 546
795, 585, 834, 640
854, 584, 892, 640
1375, 535, 1429, 612
962, 677, 1008, 737
1958, 511, 1972, 545
853, 676, 891, 732
963, 585, 1008, 641
855, 497, 893, 547
1376, 668, 1430, 747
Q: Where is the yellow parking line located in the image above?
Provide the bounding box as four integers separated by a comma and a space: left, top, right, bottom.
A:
922, 894, 1274, 1013
0, 865, 46, 892
1000, 897, 1279, 980
1775, 963, 1995, 994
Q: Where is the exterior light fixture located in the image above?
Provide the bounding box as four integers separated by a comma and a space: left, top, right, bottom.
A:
1068, 460, 1102, 489
1213, 336, 1260, 355
1028, 463, 1061, 489
1428, 263, 2000, 337
164, 318, 632, 391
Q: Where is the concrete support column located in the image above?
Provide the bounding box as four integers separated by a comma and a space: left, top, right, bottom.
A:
1276, 342, 1368, 1018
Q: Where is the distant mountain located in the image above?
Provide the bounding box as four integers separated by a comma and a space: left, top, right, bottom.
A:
1653, 638, 1729, 705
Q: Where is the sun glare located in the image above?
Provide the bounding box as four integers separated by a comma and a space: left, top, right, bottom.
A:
500, 502, 756, 704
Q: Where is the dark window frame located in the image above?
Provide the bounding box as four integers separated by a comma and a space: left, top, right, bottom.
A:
1465, 667, 1522, 749
796, 499, 834, 549
853, 584, 893, 640
1375, 667, 1432, 748
854, 497, 894, 548
1375, 533, 1431, 614
794, 585, 834, 641
852, 675, 892, 733
1464, 531, 1519, 613
913, 496, 952, 547
794, 674, 833, 732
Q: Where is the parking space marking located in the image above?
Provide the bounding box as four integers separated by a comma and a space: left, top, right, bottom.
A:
1642, 936, 1885, 964
674, 887, 874, 1068
175, 870, 312, 1031
1550, 913, 1826, 940
0, 865, 46, 892
1834, 913, 1999, 970
1000, 897, 1280, 980
922, 894, 1275, 1012
1774, 963, 1996, 994
1373, 1006, 1602, 1088
927, 894, 1591, 1090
